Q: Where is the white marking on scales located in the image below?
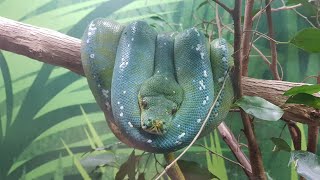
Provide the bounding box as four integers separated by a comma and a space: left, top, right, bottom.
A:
199, 80, 206, 90
222, 57, 227, 62
120, 112, 123, 117
120, 106, 124, 110
147, 139, 152, 143
90, 54, 95, 59
202, 100, 207, 105
178, 132, 186, 139
197, 119, 201, 123
203, 70, 208, 77
200, 52, 205, 59
128, 122, 133, 128
193, 28, 200, 36
196, 44, 201, 51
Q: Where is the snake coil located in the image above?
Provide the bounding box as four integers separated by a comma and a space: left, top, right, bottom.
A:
81, 19, 234, 153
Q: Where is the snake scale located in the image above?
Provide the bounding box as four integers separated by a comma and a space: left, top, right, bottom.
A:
81, 19, 234, 153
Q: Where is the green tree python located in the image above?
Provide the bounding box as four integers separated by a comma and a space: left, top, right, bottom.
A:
81, 19, 234, 153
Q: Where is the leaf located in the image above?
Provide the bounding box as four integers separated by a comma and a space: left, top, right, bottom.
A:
80, 153, 116, 169
177, 160, 219, 180
286, 93, 320, 109
284, 85, 320, 96
115, 150, 136, 180
290, 28, 320, 53
271, 137, 291, 152
149, 15, 165, 22
61, 139, 91, 180
289, 151, 320, 179
234, 96, 284, 121
286, 0, 304, 5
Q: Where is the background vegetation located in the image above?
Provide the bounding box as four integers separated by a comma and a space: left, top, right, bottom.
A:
0, 0, 319, 179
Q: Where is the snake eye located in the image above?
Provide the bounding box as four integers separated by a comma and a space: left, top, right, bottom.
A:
171, 107, 177, 114
141, 99, 148, 109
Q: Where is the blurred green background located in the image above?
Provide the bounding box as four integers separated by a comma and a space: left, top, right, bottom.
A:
0, 0, 319, 179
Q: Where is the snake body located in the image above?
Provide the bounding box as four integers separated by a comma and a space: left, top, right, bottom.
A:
81, 19, 234, 153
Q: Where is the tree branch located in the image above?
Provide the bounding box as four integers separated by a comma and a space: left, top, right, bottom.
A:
265, 0, 280, 80
212, 0, 233, 14
217, 122, 252, 176
233, 1, 266, 179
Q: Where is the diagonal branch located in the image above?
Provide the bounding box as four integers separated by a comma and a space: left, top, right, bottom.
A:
212, 0, 233, 14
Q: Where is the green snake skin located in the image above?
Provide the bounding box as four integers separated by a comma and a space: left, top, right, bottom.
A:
81, 19, 234, 153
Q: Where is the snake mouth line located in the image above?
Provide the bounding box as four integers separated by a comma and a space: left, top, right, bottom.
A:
141, 119, 167, 135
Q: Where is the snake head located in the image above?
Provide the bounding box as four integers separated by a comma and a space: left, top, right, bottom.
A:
138, 75, 183, 135
139, 96, 178, 135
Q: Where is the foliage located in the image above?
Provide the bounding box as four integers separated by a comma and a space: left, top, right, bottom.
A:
234, 96, 284, 121
289, 151, 320, 180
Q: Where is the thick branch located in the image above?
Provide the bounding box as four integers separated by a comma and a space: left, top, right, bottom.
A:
0, 16, 319, 127
0, 16, 83, 75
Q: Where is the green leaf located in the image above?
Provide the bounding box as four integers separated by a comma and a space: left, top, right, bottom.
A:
290, 28, 320, 53
289, 151, 320, 179
80, 153, 116, 169
149, 15, 165, 22
115, 150, 137, 180
177, 160, 219, 180
286, 0, 303, 5
234, 96, 284, 121
61, 139, 91, 180
284, 85, 320, 96
286, 93, 320, 109
270, 137, 291, 152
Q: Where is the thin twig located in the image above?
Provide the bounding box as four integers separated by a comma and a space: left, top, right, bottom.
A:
212, 0, 233, 14
287, 122, 302, 150
307, 125, 319, 153
217, 122, 252, 176
252, 1, 301, 20
265, 0, 281, 80
215, 2, 223, 38
241, 0, 255, 76
196, 143, 249, 171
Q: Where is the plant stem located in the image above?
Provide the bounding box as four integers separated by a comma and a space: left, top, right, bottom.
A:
233, 0, 266, 179
241, 0, 254, 76
163, 153, 185, 180
265, 0, 281, 80
217, 123, 252, 176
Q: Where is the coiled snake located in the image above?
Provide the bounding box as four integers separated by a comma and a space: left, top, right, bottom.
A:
81, 19, 234, 153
